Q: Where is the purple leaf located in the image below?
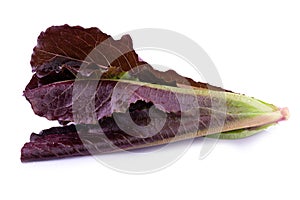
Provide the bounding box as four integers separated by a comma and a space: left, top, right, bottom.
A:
21, 25, 289, 162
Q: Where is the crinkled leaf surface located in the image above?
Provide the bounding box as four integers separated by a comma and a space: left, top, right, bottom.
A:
28, 24, 225, 91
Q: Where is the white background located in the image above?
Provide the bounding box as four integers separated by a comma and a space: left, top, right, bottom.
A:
1, 0, 299, 199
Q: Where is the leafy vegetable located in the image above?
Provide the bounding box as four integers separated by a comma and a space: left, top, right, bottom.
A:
28, 24, 225, 90
21, 25, 289, 162
24, 78, 285, 127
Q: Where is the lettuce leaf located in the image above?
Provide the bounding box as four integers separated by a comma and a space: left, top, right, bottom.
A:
21, 25, 289, 162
